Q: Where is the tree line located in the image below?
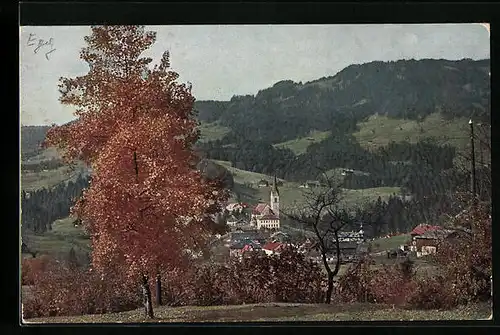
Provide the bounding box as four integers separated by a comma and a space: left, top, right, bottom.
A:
21, 174, 90, 234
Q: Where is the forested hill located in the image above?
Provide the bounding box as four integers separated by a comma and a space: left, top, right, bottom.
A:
194, 58, 490, 144
194, 58, 490, 201
21, 125, 52, 159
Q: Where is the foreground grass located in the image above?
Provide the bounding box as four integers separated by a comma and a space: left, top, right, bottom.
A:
24, 301, 491, 323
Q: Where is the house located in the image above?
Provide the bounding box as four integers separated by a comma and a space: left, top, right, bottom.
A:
335, 241, 359, 261
226, 215, 249, 227
409, 224, 444, 254
225, 202, 247, 213
270, 231, 290, 243
413, 228, 458, 257
257, 179, 269, 188
251, 176, 281, 230
262, 242, 286, 256
300, 239, 359, 263
410, 224, 442, 238
300, 180, 322, 188
229, 240, 263, 259
341, 169, 354, 176
257, 214, 280, 230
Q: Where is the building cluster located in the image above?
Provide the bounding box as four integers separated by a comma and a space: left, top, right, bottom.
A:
225, 176, 281, 231
216, 176, 370, 263
407, 223, 462, 257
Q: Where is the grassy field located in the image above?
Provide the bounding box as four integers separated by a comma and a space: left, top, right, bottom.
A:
198, 122, 231, 143
342, 187, 400, 207
369, 234, 411, 253
23, 217, 90, 257
23, 301, 491, 323
273, 130, 331, 155
353, 112, 471, 152
21, 166, 81, 192
22, 147, 61, 163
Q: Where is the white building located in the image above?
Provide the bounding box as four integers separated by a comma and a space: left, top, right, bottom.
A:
251, 176, 280, 230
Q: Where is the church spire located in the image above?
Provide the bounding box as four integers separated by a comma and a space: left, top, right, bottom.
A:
272, 175, 280, 196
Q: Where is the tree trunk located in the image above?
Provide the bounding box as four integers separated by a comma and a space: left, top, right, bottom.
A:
155, 273, 162, 306
141, 274, 154, 319
325, 271, 334, 304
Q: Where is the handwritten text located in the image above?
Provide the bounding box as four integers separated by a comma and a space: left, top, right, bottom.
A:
26, 33, 56, 60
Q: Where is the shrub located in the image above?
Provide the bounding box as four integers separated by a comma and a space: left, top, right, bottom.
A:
21, 255, 52, 286
22, 259, 141, 318
337, 255, 417, 306
159, 248, 324, 307
434, 201, 492, 304
405, 275, 455, 310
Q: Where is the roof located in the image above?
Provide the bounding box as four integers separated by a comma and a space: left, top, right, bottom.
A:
416, 229, 456, 240
252, 203, 270, 215
227, 215, 238, 222
226, 203, 244, 211
230, 240, 262, 250
262, 242, 284, 251
230, 231, 260, 240
410, 224, 442, 236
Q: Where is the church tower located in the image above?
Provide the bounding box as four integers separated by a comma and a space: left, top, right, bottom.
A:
270, 175, 280, 217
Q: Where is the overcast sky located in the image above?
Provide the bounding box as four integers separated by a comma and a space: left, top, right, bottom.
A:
20, 24, 490, 126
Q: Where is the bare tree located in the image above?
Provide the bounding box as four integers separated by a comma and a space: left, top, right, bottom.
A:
283, 169, 355, 304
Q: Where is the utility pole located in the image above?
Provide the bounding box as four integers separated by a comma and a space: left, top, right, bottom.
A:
469, 119, 477, 202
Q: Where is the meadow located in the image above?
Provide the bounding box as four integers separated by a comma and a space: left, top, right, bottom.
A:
24, 301, 491, 323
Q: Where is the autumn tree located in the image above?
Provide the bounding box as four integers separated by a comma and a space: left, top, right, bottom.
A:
283, 169, 356, 304
43, 26, 227, 318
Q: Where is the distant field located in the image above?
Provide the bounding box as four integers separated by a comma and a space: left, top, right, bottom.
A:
198, 122, 231, 142
210, 160, 285, 187
24, 301, 491, 323
23, 147, 61, 164
23, 217, 90, 257
21, 166, 80, 192
273, 130, 331, 155
369, 234, 412, 253
342, 187, 401, 207
212, 159, 401, 210
353, 112, 470, 152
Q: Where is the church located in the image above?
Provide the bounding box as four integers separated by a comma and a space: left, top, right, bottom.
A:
251, 176, 280, 230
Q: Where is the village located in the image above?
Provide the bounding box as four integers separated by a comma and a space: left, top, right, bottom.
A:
208, 176, 462, 264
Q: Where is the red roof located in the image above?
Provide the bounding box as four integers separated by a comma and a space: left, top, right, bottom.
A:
252, 203, 270, 215
262, 242, 283, 251
410, 224, 442, 236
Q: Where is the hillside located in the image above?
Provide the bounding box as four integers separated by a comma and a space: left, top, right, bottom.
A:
20, 125, 51, 159
20, 58, 491, 249
196, 58, 490, 147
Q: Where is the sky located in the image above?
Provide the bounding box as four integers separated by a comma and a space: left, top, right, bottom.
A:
20, 24, 490, 126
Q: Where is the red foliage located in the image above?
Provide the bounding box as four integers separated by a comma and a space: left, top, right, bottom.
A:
338, 256, 417, 306
21, 255, 52, 286
405, 276, 454, 310
42, 25, 228, 282
23, 259, 141, 318
23, 249, 324, 318
434, 201, 492, 304
157, 249, 324, 307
